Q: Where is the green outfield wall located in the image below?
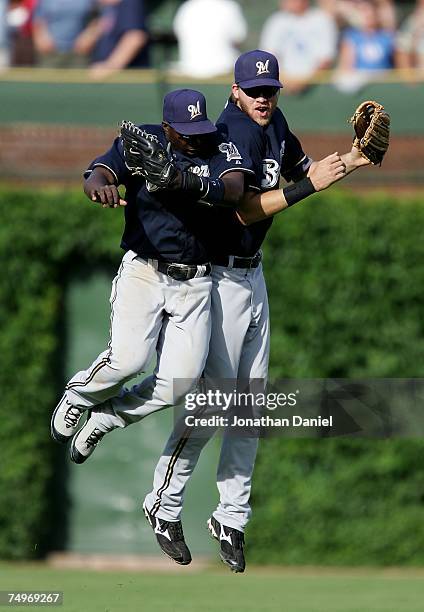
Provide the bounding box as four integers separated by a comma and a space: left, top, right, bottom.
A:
0, 74, 422, 134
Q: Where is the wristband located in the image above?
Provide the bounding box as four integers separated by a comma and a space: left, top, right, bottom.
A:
181, 171, 227, 206
283, 177, 316, 207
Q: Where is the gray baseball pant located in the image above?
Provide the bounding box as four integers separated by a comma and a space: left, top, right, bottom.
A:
143, 263, 270, 532
64, 251, 212, 420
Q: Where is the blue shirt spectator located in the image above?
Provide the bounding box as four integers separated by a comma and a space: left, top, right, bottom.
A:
334, 0, 394, 92
337, 0, 394, 71
34, 0, 96, 53
343, 27, 394, 69
91, 0, 149, 72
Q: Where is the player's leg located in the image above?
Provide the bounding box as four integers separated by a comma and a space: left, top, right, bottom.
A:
70, 272, 213, 462
143, 266, 252, 523
51, 251, 164, 443
213, 265, 270, 533
208, 266, 270, 573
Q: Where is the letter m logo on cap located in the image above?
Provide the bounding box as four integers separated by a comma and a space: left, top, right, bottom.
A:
188, 100, 202, 120
256, 60, 270, 75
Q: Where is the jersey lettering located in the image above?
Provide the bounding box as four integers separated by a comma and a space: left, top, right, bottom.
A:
189, 165, 210, 177
261, 159, 280, 189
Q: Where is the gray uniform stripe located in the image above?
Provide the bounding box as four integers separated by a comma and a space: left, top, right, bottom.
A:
150, 435, 190, 516
150, 403, 209, 516
66, 358, 110, 390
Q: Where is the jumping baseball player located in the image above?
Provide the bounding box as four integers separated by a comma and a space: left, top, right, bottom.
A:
50, 88, 256, 512
136, 51, 355, 573
111, 51, 386, 572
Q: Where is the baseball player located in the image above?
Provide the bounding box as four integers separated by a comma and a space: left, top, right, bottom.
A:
116, 51, 374, 572
50, 88, 256, 513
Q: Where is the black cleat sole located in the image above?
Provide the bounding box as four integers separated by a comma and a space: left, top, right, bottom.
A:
69, 440, 87, 464
50, 398, 72, 444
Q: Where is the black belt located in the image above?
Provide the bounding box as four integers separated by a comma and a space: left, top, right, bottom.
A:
211, 252, 262, 269
137, 257, 211, 281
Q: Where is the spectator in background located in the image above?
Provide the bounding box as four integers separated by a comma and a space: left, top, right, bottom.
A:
89, 0, 149, 79
8, 0, 37, 65
334, 0, 394, 92
0, 0, 9, 68
33, 0, 98, 68
259, 0, 338, 94
396, 0, 424, 73
321, 0, 396, 31
173, 0, 247, 78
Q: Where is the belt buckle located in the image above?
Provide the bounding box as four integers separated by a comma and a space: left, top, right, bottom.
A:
167, 263, 192, 281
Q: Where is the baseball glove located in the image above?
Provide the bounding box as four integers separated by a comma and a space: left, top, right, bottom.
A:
120, 120, 179, 187
349, 100, 390, 166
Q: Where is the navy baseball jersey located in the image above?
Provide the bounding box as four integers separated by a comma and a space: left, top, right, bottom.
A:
204, 100, 313, 257
85, 124, 254, 264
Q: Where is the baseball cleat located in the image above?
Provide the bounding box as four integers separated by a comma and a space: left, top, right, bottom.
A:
207, 516, 245, 573
51, 395, 85, 444
143, 503, 192, 565
70, 411, 111, 464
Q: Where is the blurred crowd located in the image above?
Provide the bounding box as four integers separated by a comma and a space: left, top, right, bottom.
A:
1, 0, 423, 89
1, 0, 149, 78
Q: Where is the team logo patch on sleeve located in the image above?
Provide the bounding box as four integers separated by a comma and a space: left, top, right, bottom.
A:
218, 142, 243, 162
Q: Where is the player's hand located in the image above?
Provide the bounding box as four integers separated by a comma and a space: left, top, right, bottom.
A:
90, 186, 127, 208
308, 153, 346, 191
349, 144, 372, 168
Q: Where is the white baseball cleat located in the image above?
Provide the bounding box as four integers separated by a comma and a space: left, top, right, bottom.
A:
69, 409, 115, 464
50, 395, 86, 444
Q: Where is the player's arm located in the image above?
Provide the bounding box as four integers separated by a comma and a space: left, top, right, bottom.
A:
218, 171, 245, 206
84, 166, 127, 208
120, 121, 245, 207
237, 132, 374, 225
149, 166, 245, 207
236, 151, 348, 225
84, 136, 132, 207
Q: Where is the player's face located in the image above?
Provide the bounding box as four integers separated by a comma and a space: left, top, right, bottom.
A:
232, 85, 280, 127
163, 123, 215, 157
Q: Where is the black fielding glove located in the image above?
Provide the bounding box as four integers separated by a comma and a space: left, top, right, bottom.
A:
120, 120, 180, 187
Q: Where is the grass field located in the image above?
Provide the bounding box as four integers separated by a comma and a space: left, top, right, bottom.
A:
1, 563, 424, 612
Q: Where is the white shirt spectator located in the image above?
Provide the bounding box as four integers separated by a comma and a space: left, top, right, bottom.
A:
260, 6, 338, 78
396, 4, 424, 70
173, 0, 247, 77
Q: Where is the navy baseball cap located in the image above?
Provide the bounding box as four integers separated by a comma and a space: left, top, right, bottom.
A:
234, 50, 283, 89
163, 89, 217, 135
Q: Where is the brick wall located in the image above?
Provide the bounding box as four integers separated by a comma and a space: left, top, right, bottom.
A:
0, 125, 422, 188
